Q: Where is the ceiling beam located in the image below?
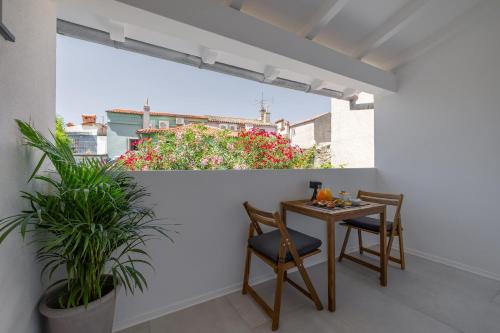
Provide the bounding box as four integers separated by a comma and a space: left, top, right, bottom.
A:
228, 0, 244, 11
309, 79, 327, 91
342, 88, 358, 99
381, 0, 483, 71
351, 0, 429, 60
109, 20, 125, 42
263, 65, 280, 82
61, 0, 397, 94
298, 0, 350, 40
200, 46, 218, 64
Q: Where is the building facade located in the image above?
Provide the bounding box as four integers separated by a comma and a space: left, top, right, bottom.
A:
106, 102, 277, 159
66, 114, 107, 161
330, 93, 374, 168
274, 118, 290, 138
106, 105, 208, 160
206, 106, 276, 133
289, 112, 331, 149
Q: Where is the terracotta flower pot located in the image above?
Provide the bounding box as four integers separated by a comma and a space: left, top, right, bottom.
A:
39, 280, 119, 333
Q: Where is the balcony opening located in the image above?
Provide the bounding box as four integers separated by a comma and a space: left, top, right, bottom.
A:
57, 30, 374, 170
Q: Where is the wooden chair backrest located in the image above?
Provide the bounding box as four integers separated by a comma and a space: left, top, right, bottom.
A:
243, 201, 281, 235
357, 190, 404, 225
243, 202, 306, 265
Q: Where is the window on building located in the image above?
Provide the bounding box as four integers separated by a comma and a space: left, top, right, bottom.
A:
219, 124, 228, 130
69, 134, 97, 155
129, 138, 140, 151
229, 124, 238, 131
159, 120, 169, 129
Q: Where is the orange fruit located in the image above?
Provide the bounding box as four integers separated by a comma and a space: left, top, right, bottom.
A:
317, 188, 333, 201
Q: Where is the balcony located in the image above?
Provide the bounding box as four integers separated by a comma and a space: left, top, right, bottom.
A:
1, 1, 500, 333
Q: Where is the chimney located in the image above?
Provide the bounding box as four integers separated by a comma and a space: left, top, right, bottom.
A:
259, 106, 266, 122
264, 111, 271, 124
82, 114, 96, 126
143, 98, 151, 129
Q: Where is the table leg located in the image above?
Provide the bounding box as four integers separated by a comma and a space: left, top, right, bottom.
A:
327, 218, 336, 312
380, 208, 387, 286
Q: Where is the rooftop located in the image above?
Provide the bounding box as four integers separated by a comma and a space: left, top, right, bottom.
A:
206, 115, 275, 126
290, 112, 331, 128
137, 123, 238, 136
108, 108, 276, 127
107, 109, 209, 120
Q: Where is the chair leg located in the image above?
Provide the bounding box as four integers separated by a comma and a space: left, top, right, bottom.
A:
242, 248, 252, 294
271, 264, 285, 331
338, 226, 351, 262
398, 224, 406, 270
387, 233, 395, 268
357, 229, 363, 254
295, 260, 323, 310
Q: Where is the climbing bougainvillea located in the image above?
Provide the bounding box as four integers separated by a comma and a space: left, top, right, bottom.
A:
118, 125, 314, 171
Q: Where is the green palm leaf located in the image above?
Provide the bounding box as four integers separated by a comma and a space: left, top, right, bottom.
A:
0, 120, 174, 308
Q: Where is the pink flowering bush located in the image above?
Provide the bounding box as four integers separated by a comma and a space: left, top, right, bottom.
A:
237, 128, 313, 169
119, 125, 314, 170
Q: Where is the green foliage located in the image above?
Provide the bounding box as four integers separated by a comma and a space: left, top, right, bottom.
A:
320, 162, 333, 169
55, 116, 71, 147
320, 162, 346, 169
0, 120, 173, 309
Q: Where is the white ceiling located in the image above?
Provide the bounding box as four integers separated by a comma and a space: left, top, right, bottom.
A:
227, 0, 481, 70
56, 0, 483, 95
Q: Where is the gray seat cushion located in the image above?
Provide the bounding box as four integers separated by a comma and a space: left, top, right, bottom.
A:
248, 228, 322, 263
342, 216, 393, 233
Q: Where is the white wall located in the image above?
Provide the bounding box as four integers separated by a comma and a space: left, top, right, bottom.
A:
331, 99, 374, 168
375, 0, 500, 279
0, 1, 56, 333
97, 136, 107, 155
290, 122, 315, 148
113, 168, 377, 331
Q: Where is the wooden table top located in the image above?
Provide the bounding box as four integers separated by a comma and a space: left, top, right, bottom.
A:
281, 199, 386, 221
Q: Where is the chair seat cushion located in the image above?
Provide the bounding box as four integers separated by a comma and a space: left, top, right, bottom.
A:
342, 216, 393, 233
248, 228, 322, 263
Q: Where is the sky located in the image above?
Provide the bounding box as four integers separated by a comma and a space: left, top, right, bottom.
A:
56, 35, 331, 125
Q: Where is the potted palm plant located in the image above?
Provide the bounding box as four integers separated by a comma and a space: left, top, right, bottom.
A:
0, 120, 172, 333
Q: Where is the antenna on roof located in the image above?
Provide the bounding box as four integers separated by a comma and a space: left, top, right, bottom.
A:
255, 90, 272, 111
255, 90, 273, 123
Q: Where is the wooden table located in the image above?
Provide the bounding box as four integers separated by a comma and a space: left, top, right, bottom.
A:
280, 199, 387, 312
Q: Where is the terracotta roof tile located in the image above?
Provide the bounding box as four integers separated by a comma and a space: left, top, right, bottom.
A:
206, 115, 275, 126
108, 109, 277, 127
137, 124, 238, 136
107, 109, 209, 120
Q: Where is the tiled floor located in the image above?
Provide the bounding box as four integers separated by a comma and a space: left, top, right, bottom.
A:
118, 251, 500, 333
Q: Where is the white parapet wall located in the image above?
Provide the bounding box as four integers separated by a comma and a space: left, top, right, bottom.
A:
331, 95, 374, 168
113, 168, 378, 331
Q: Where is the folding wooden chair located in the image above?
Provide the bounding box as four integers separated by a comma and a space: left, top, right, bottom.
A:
338, 191, 405, 272
242, 202, 323, 331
